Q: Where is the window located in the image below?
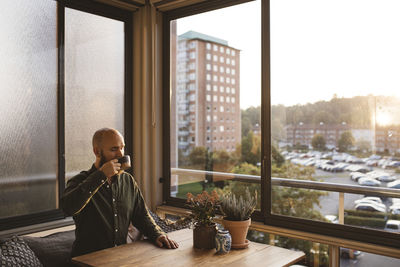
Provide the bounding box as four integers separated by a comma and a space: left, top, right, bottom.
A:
213, 95, 218, 102
213, 115, 217, 122
231, 50, 236, 56
220, 47, 224, 53
220, 76, 224, 83
213, 65, 218, 72
226, 87, 230, 93
213, 85, 218, 92
213, 44, 218, 51
213, 55, 218, 62
190, 52, 195, 59
206, 115, 211, 122
231, 78, 235, 84
206, 74, 211, 80
232, 88, 235, 94
1, 0, 131, 230
206, 84, 211, 91
206, 53, 211, 60
206, 64, 211, 70
226, 77, 230, 83
206, 43, 211, 50
206, 94, 211, 101
220, 106, 224, 112
226, 48, 231, 54
213, 75, 218, 82
227, 58, 231, 64
232, 97, 235, 103
220, 66, 225, 73
220, 126, 224, 132
220, 86, 224, 93
226, 67, 231, 74
232, 69, 236, 75
220, 96, 224, 102
232, 59, 235, 65
226, 96, 230, 103
220, 56, 224, 63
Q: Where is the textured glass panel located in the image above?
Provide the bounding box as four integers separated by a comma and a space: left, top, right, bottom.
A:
0, 0, 57, 218
65, 8, 124, 178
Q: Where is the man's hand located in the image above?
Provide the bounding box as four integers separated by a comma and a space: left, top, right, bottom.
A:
99, 159, 121, 181
155, 235, 179, 249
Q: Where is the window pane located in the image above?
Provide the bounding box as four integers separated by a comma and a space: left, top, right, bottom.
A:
271, 0, 400, 234
0, 0, 57, 218
170, 1, 261, 206
65, 8, 124, 177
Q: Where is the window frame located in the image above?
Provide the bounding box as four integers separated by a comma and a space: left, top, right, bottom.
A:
0, 0, 133, 232
162, 0, 399, 250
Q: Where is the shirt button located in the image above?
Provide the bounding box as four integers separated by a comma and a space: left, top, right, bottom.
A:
114, 214, 117, 217
113, 198, 116, 202
89, 191, 92, 194
115, 229, 118, 232
107, 185, 110, 188
101, 179, 105, 183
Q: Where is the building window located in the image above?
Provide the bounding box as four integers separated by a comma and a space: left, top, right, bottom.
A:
213, 95, 218, 102
231, 50, 235, 56
206, 74, 211, 80
206, 115, 211, 122
220, 96, 224, 102
206, 43, 211, 50
231, 78, 235, 85
206, 94, 211, 101
232, 59, 235, 66
232, 97, 235, 103
190, 52, 195, 59
226, 58, 231, 64
213, 55, 218, 62
213, 85, 218, 92
220, 126, 224, 132
220, 106, 224, 112
232, 88, 235, 94
206, 53, 211, 60
220, 47, 224, 53
226, 67, 230, 74
206, 84, 211, 91
226, 96, 230, 103
213, 75, 218, 82
232, 69, 236, 75
226, 77, 230, 83
213, 65, 218, 72
220, 56, 224, 63
226, 87, 230, 93
220, 66, 225, 73
220, 86, 224, 93
213, 115, 217, 122
213, 44, 218, 51
226, 48, 230, 54
220, 76, 224, 83
206, 64, 211, 70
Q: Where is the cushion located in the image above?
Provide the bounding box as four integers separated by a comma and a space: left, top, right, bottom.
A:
23, 230, 75, 267
0, 236, 43, 267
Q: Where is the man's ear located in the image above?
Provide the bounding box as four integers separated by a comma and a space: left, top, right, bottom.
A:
93, 147, 101, 158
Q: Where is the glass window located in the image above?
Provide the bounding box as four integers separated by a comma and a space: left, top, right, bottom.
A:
220, 96, 224, 102
232, 59, 235, 65
213, 95, 218, 102
213, 75, 218, 82
220, 76, 224, 83
206, 64, 211, 70
220, 106, 224, 112
206, 84, 211, 91
206, 74, 211, 80
231, 50, 236, 56
213, 85, 218, 92
0, 0, 57, 219
220, 47, 225, 53
232, 69, 236, 75
220, 86, 224, 93
213, 55, 218, 61
227, 58, 231, 64
206, 43, 211, 50
206, 53, 211, 60
206, 94, 211, 101
213, 65, 218, 72
213, 44, 218, 51
220, 56, 224, 63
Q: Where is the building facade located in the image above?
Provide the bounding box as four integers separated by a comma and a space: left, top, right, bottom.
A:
171, 31, 241, 157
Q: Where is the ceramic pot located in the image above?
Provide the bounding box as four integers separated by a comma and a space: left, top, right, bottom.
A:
215, 229, 231, 254
193, 223, 217, 249
222, 218, 251, 248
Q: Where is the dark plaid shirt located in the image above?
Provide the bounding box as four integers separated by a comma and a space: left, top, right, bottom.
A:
61, 165, 164, 257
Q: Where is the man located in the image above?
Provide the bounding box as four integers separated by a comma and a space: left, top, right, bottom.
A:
61, 128, 178, 257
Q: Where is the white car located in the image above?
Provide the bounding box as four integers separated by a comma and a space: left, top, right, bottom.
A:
389, 205, 400, 215
384, 220, 400, 232
387, 179, 400, 189
350, 172, 365, 181
358, 177, 381, 186
355, 202, 386, 212
354, 200, 386, 210
354, 197, 382, 205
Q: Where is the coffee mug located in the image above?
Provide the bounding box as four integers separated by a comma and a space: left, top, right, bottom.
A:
117, 155, 131, 173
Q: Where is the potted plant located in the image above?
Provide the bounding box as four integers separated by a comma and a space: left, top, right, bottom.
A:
219, 188, 256, 249
186, 190, 220, 249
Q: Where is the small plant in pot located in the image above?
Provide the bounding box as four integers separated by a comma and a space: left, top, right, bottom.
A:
220, 188, 256, 249
186, 190, 220, 249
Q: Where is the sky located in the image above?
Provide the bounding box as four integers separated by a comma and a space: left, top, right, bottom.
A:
176, 0, 400, 109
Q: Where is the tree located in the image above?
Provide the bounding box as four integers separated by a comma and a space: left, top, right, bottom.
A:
338, 131, 355, 152
311, 134, 326, 151
188, 147, 208, 167
272, 145, 285, 167
241, 131, 259, 165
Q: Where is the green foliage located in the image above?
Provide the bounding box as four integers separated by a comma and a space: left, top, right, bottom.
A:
311, 134, 326, 151
338, 131, 355, 152
241, 106, 261, 137
272, 145, 285, 166
220, 188, 256, 221
344, 215, 386, 228
188, 147, 208, 166
241, 131, 260, 165
233, 163, 260, 176
186, 191, 220, 226
344, 209, 400, 220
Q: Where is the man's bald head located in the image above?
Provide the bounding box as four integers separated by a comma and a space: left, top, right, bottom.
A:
92, 128, 123, 150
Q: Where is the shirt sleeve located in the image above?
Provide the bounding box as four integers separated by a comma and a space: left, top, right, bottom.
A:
61, 170, 107, 216
129, 175, 165, 242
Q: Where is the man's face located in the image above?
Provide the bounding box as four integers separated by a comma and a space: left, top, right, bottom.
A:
98, 132, 125, 165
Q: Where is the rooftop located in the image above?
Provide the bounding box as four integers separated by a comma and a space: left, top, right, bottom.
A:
178, 31, 229, 47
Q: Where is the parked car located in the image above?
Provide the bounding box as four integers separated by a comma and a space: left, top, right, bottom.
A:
384, 220, 400, 232
355, 202, 386, 212
340, 248, 361, 259
350, 172, 365, 182
354, 199, 386, 210
389, 204, 400, 215
387, 179, 400, 189
354, 197, 382, 205
324, 214, 339, 224
358, 177, 381, 186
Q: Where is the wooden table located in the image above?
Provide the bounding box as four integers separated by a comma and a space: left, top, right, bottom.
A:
72, 229, 305, 267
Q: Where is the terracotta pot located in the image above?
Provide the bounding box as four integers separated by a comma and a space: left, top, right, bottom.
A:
193, 223, 217, 249
222, 218, 251, 247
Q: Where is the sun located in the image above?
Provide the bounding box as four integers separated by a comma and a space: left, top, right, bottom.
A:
376, 112, 393, 126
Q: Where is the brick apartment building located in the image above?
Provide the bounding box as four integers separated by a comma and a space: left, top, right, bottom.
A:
170, 30, 241, 159
285, 123, 351, 149
375, 126, 400, 153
